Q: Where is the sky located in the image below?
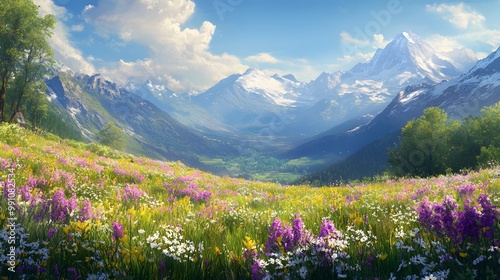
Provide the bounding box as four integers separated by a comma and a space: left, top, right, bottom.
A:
34, 0, 500, 92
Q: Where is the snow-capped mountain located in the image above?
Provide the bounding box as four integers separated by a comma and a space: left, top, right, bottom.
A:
44, 72, 238, 165
284, 46, 500, 162
349, 31, 461, 83
396, 46, 500, 118
286, 31, 469, 136
438, 47, 478, 73
112, 31, 479, 145
192, 68, 305, 135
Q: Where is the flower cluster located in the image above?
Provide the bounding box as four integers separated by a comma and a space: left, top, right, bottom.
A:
0, 224, 49, 277
416, 194, 498, 243
119, 183, 145, 205
165, 178, 212, 203
250, 215, 357, 280
146, 225, 202, 262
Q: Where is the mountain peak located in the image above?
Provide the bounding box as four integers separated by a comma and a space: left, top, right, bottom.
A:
243, 68, 262, 75
349, 31, 460, 83
397, 31, 418, 44
282, 74, 298, 82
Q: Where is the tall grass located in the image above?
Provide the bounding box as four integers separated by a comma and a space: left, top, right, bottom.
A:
0, 123, 499, 279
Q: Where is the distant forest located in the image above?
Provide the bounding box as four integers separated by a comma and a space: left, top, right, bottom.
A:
301, 103, 500, 185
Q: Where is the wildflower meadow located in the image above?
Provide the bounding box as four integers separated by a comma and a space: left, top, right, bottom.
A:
0, 123, 499, 279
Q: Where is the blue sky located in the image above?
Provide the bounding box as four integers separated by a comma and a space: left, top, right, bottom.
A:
35, 0, 500, 91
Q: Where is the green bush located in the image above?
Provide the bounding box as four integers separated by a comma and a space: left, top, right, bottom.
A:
0, 123, 28, 146
477, 145, 500, 168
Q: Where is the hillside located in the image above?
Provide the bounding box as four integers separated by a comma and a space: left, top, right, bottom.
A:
1, 124, 499, 279
44, 72, 239, 167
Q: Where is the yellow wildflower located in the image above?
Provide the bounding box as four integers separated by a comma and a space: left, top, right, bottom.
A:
243, 236, 256, 251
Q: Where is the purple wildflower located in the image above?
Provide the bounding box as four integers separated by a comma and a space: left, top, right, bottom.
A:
292, 214, 310, 246
78, 200, 93, 221
67, 267, 79, 280
111, 221, 125, 240
456, 200, 481, 241
47, 228, 58, 239
265, 218, 284, 253
120, 184, 145, 204
251, 261, 266, 280
478, 194, 498, 239
50, 190, 78, 222
319, 219, 337, 237
456, 183, 476, 197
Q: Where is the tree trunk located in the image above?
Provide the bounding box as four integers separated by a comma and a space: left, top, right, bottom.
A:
0, 71, 8, 123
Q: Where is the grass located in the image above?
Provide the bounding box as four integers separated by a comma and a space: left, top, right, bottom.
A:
199, 155, 325, 183
0, 123, 499, 279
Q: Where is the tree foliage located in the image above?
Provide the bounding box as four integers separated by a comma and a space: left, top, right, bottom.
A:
0, 0, 55, 124
389, 103, 500, 177
96, 123, 125, 150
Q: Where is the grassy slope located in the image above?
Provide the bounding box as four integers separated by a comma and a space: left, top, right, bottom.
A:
0, 124, 499, 279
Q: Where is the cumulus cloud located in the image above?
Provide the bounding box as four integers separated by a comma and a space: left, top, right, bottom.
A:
426, 4, 500, 58
426, 3, 485, 29
426, 34, 463, 53
71, 24, 84, 32
340, 31, 370, 47
245, 53, 280, 64
337, 32, 388, 70
338, 52, 374, 65
34, 0, 95, 74
83, 0, 247, 90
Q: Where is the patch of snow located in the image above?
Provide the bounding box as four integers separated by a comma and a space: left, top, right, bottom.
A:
402, 32, 415, 44
237, 69, 299, 106
399, 89, 425, 104
46, 91, 57, 102
347, 125, 363, 133
68, 107, 81, 117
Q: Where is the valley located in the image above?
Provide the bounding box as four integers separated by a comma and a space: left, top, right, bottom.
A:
39, 32, 500, 183
1, 1, 500, 278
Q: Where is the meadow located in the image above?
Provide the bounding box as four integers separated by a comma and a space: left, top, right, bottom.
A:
0, 123, 499, 279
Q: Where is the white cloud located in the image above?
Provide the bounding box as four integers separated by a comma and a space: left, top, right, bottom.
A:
337, 32, 388, 70
71, 24, 84, 32
426, 3, 485, 29
82, 0, 246, 91
338, 52, 374, 65
34, 0, 95, 74
340, 31, 370, 47
373, 34, 389, 49
426, 34, 462, 53
245, 53, 280, 64
426, 29, 500, 58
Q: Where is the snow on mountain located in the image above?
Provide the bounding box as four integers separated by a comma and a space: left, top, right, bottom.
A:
350, 31, 460, 83
392, 46, 500, 119
189, 68, 306, 136
286, 31, 464, 136
115, 31, 479, 141
438, 47, 478, 73
285, 46, 500, 161
235, 68, 302, 106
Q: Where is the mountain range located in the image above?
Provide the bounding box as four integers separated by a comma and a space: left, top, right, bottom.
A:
298, 46, 500, 183
44, 73, 238, 167
41, 31, 500, 182
131, 31, 476, 140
